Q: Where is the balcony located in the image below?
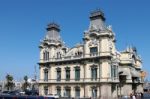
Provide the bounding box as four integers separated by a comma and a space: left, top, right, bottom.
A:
120, 59, 133, 64
39, 77, 118, 84
99, 51, 112, 57
39, 79, 85, 83
90, 52, 99, 57
39, 52, 112, 63
39, 55, 83, 63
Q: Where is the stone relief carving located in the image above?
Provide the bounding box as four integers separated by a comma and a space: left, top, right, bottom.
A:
88, 39, 98, 47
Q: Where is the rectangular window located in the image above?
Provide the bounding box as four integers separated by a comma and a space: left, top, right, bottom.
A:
75, 67, 80, 81
91, 68, 97, 80
66, 69, 70, 81
114, 66, 117, 78
75, 88, 80, 98
111, 66, 117, 79
44, 70, 48, 81
92, 88, 97, 98
90, 47, 98, 56
44, 86, 48, 95
43, 51, 49, 61
65, 88, 71, 97
90, 47, 98, 53
57, 88, 61, 97
57, 71, 61, 81
47, 52, 49, 60
43, 52, 45, 60
57, 52, 61, 59
46, 52, 47, 60
111, 66, 114, 78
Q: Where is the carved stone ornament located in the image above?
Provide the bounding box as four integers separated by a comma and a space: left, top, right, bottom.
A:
88, 39, 98, 47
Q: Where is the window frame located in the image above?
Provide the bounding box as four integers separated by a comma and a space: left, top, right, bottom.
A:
74, 66, 80, 81
56, 68, 61, 81
91, 65, 97, 81
65, 67, 70, 81
44, 69, 48, 81
75, 86, 80, 98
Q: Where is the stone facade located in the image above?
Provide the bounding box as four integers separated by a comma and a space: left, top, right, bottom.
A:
38, 10, 144, 99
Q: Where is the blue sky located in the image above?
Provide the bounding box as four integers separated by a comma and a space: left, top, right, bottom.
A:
0, 0, 150, 81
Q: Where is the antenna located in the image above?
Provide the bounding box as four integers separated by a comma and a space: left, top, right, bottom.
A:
34, 65, 37, 81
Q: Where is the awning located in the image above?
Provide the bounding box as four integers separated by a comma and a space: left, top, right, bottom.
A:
131, 70, 140, 77
118, 68, 130, 76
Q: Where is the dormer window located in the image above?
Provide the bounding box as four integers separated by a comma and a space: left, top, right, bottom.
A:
78, 52, 82, 56
75, 51, 82, 56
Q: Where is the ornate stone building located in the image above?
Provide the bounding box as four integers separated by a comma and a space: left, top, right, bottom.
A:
38, 10, 144, 99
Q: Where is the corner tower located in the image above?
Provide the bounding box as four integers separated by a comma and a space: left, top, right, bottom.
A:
83, 10, 118, 99
39, 22, 64, 62
83, 9, 116, 57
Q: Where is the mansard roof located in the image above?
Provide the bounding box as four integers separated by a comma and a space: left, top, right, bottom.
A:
90, 9, 105, 21
47, 22, 60, 32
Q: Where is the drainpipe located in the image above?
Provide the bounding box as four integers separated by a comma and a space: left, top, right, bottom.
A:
99, 61, 101, 98
83, 61, 86, 98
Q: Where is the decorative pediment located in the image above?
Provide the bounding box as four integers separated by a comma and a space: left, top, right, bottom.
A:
56, 67, 61, 71
89, 39, 98, 47
74, 66, 80, 70
65, 67, 70, 70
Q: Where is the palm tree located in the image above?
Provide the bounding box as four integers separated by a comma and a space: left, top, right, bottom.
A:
22, 75, 30, 91
5, 74, 14, 91
24, 76, 28, 83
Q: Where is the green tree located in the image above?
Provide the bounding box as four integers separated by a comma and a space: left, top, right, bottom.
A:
5, 74, 14, 91
22, 75, 30, 91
